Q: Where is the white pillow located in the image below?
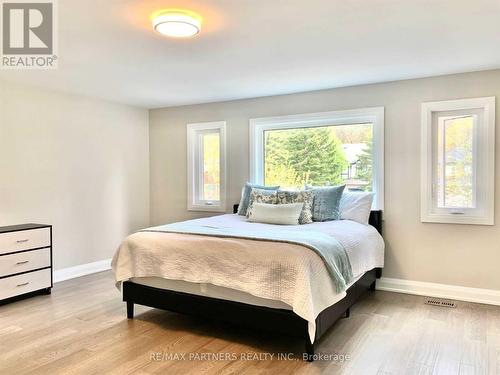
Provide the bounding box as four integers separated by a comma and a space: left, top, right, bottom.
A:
340, 191, 374, 224
247, 203, 303, 225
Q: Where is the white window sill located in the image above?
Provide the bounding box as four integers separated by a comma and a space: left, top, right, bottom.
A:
421, 213, 493, 225
188, 205, 226, 213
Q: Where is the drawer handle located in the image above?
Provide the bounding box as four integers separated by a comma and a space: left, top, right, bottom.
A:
16, 261, 29, 265
16, 282, 30, 287
16, 239, 29, 243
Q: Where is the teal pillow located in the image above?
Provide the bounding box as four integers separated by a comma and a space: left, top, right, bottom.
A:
307, 185, 346, 221
237, 183, 279, 216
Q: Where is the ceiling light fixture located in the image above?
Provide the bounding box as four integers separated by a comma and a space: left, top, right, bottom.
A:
152, 9, 202, 38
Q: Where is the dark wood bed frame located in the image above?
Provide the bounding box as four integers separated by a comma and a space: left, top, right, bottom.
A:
123, 205, 383, 361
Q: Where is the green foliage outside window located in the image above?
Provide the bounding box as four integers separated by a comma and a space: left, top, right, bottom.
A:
355, 141, 373, 191
264, 127, 348, 188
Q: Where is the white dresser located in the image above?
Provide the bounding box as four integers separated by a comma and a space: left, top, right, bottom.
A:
0, 224, 52, 304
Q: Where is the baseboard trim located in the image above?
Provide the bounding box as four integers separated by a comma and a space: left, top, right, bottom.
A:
54, 258, 112, 283
52, 263, 500, 306
377, 277, 500, 306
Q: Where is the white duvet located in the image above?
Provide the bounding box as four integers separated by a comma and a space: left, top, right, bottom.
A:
112, 214, 384, 341
201, 214, 385, 279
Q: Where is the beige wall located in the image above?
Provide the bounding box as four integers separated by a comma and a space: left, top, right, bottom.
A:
150, 69, 500, 291
0, 81, 150, 270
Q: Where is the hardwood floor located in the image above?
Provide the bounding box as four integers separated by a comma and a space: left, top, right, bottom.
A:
0, 271, 498, 375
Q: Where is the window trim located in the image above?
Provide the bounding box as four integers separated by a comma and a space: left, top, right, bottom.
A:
249, 107, 385, 210
420, 97, 495, 225
187, 121, 226, 212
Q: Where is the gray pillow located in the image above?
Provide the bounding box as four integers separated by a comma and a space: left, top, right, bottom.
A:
307, 185, 346, 221
276, 190, 314, 224
237, 183, 279, 216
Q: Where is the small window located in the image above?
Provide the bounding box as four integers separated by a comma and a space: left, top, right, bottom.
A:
187, 121, 226, 212
250, 107, 385, 209
421, 97, 495, 225
436, 115, 475, 209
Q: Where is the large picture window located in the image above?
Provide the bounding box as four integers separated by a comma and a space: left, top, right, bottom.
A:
264, 123, 373, 189
421, 97, 495, 225
187, 121, 226, 212
250, 108, 384, 209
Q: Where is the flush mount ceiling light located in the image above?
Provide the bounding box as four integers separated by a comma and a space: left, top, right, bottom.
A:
152, 9, 202, 38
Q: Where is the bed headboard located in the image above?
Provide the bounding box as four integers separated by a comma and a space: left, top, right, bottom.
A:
368, 210, 383, 235
232, 204, 383, 235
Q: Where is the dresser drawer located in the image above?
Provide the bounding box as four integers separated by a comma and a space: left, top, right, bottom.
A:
0, 248, 51, 277
0, 269, 51, 301
0, 228, 50, 255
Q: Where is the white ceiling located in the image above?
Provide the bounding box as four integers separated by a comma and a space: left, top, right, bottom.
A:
1, 0, 499, 108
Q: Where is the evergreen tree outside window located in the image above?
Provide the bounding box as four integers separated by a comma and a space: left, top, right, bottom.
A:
263, 124, 373, 191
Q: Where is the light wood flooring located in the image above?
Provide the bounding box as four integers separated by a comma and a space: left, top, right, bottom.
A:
0, 271, 499, 375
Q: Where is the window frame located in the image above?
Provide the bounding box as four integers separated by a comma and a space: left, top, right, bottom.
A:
420, 97, 495, 225
249, 107, 385, 210
187, 121, 226, 212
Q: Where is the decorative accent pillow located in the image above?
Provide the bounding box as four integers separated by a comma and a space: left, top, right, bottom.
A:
276, 190, 314, 224
306, 185, 346, 221
237, 183, 279, 216
340, 191, 374, 224
247, 203, 303, 225
246, 188, 278, 219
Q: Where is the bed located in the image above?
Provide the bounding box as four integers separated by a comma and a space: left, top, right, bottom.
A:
113, 205, 384, 361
